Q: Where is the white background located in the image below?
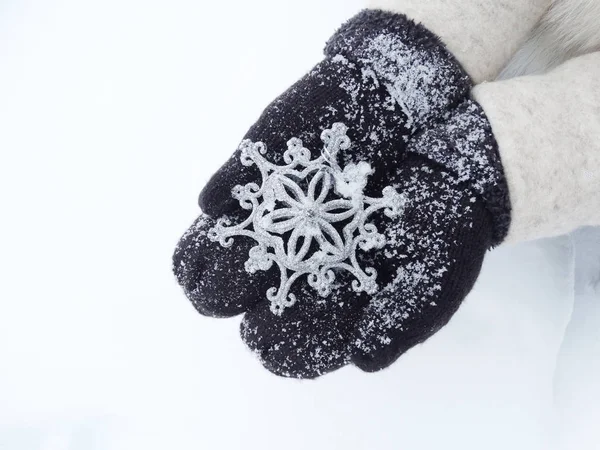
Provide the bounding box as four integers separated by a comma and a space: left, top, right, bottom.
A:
1, 0, 599, 449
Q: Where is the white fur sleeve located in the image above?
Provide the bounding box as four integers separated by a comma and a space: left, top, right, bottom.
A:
367, 0, 550, 83
473, 52, 600, 243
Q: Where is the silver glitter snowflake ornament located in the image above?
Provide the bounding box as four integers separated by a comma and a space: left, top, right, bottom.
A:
208, 123, 408, 315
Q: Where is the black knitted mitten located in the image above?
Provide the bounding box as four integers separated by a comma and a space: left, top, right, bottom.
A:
173, 10, 511, 378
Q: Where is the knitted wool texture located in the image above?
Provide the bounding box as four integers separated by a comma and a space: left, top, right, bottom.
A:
173, 10, 510, 377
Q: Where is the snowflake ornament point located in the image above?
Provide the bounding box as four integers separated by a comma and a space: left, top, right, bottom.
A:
208, 123, 407, 315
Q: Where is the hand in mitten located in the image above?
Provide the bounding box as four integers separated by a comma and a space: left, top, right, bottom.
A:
173, 9, 515, 378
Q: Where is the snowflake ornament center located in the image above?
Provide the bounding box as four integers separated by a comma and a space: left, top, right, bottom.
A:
208, 123, 407, 315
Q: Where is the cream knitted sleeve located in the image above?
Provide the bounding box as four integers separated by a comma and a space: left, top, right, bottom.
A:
473, 52, 600, 243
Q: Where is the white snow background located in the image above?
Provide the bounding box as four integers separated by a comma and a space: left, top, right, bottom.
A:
0, 0, 599, 449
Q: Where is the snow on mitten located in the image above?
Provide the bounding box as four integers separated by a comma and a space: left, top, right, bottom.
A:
173, 10, 511, 377
351, 99, 510, 371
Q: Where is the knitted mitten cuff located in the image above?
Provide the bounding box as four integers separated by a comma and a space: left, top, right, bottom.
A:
368, 0, 551, 83
325, 9, 472, 128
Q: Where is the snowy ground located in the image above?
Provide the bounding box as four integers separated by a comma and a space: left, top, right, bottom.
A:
0, 1, 599, 449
